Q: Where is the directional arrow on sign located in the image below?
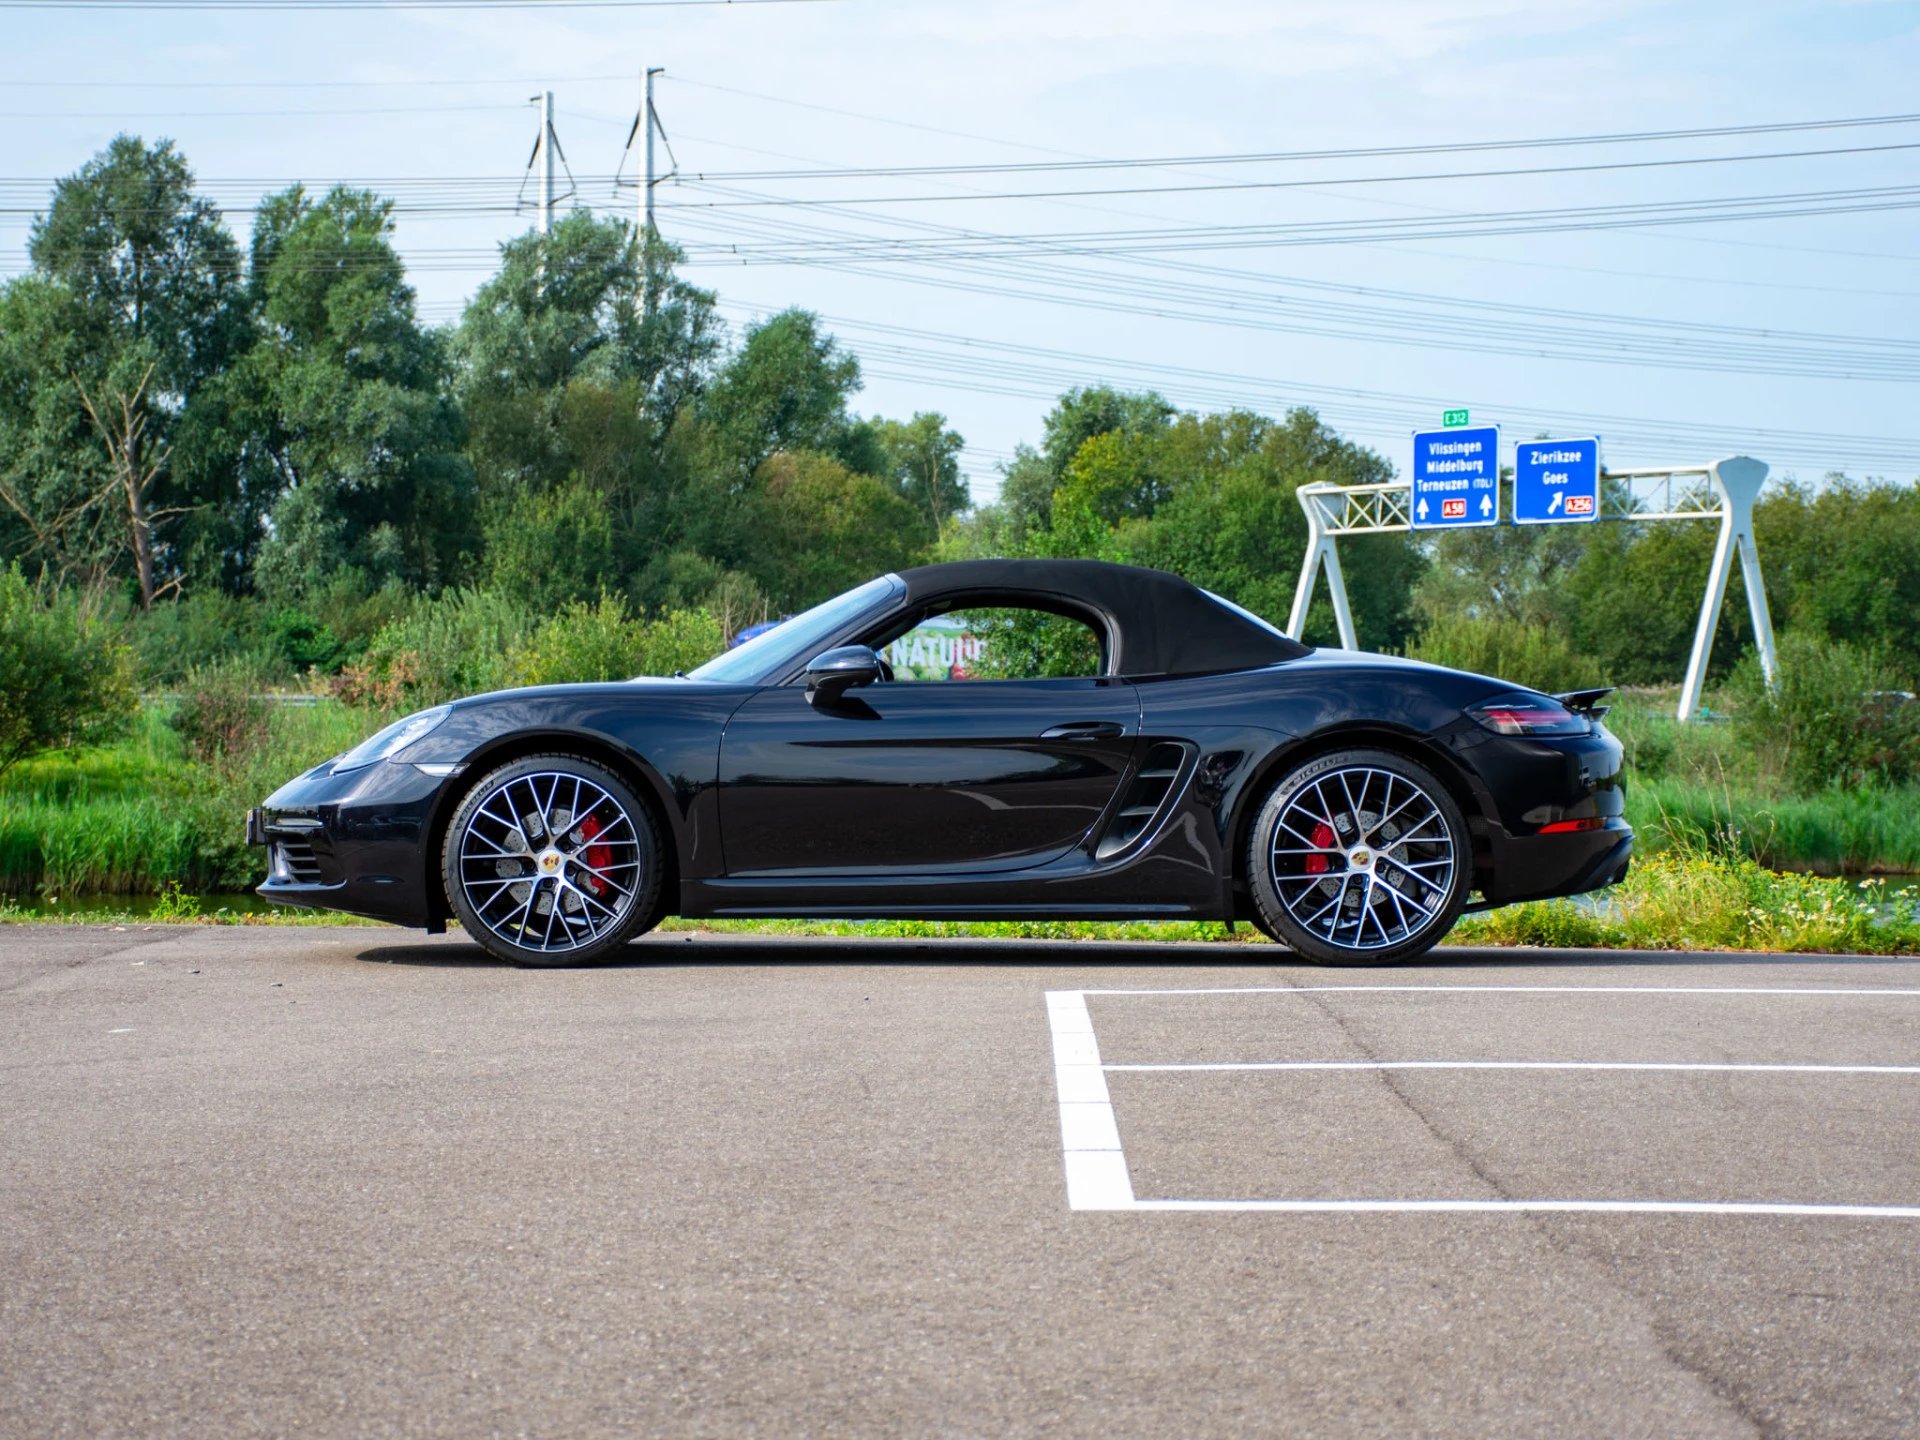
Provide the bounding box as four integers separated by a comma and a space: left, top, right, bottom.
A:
1548, 491, 1563, 515
1416, 498, 1429, 518
1480, 493, 1493, 517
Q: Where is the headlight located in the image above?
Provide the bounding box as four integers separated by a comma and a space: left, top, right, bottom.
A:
331, 706, 451, 773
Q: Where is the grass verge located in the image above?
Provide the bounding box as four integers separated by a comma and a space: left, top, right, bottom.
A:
5, 854, 1914, 954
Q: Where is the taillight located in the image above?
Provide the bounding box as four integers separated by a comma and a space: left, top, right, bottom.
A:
1467, 694, 1588, 737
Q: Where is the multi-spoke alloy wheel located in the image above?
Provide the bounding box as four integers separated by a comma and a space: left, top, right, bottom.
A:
1245, 748, 1469, 965
442, 754, 663, 966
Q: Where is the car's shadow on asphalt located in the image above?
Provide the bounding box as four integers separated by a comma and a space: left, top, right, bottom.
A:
350, 933, 1920, 972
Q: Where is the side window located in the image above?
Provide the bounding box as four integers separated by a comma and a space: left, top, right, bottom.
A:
882, 607, 1104, 682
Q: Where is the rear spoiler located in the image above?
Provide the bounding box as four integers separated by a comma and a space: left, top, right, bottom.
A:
1553, 686, 1614, 719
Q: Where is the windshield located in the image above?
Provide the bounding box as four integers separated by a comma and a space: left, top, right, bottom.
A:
686, 575, 904, 685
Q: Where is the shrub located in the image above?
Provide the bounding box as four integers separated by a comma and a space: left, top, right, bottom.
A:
169, 660, 274, 767
263, 607, 343, 674
358, 588, 533, 705
129, 590, 277, 686
504, 596, 722, 687
483, 480, 621, 611
0, 565, 138, 777
1728, 633, 1920, 793
1405, 612, 1589, 693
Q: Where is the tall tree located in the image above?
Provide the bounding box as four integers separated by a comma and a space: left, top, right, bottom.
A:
2, 136, 248, 603
1041, 386, 1175, 487
455, 215, 718, 601
231, 185, 472, 597
698, 309, 863, 477
455, 213, 717, 497
870, 411, 970, 537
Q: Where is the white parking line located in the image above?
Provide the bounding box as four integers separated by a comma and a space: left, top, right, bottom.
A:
1046, 991, 1137, 1210
1081, 985, 1920, 997
1106, 1061, 1920, 1075
1125, 1200, 1920, 1217
1045, 984, 1920, 1217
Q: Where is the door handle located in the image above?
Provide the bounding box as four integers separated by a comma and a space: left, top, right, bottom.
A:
1040, 721, 1126, 742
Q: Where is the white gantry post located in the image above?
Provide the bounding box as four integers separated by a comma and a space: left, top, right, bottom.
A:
1288, 482, 1364, 650
1676, 455, 1779, 723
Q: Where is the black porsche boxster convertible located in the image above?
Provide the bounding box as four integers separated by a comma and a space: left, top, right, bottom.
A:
249, 559, 1629, 965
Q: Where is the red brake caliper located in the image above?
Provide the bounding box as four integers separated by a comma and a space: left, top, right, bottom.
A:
1305, 821, 1336, 875
578, 814, 610, 896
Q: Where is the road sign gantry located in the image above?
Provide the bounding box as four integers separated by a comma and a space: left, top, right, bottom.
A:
1286, 454, 1779, 722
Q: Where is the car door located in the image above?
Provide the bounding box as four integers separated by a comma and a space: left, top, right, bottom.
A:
717, 676, 1142, 875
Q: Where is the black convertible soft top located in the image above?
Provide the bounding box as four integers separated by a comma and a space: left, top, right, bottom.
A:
895, 558, 1309, 677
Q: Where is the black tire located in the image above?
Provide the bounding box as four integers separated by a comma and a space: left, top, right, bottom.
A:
442, 753, 665, 967
1245, 748, 1470, 966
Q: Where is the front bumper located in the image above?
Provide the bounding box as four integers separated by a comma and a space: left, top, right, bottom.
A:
250, 759, 460, 929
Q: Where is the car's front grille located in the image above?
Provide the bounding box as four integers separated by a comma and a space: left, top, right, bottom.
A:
273, 836, 324, 884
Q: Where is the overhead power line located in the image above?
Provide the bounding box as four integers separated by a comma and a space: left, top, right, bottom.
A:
0, 74, 635, 88
1, 102, 528, 119
727, 308, 1916, 474
662, 183, 1920, 262
677, 111, 1920, 182
665, 72, 1920, 268
0, 0, 836, 9
652, 190, 1920, 380
660, 142, 1920, 209
660, 119, 1920, 300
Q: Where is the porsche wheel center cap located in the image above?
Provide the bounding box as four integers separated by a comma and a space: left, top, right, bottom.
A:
1348, 847, 1374, 870
538, 850, 563, 874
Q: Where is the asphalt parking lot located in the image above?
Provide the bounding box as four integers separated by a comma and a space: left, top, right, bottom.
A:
4, 927, 1918, 1438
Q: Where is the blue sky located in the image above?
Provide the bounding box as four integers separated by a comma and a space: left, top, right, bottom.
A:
4, 0, 1917, 501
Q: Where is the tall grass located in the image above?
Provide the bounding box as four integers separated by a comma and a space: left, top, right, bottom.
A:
1455, 839, 1919, 955
0, 698, 382, 897
1628, 776, 1920, 874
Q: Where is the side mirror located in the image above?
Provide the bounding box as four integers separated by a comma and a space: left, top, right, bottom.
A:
806, 645, 884, 707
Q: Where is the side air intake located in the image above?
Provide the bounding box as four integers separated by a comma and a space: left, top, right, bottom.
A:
1096, 742, 1191, 860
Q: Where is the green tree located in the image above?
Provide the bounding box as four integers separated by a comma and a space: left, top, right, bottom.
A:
455, 215, 718, 594
1756, 477, 1920, 683
482, 479, 618, 612
1041, 386, 1174, 486
1414, 481, 1589, 629
744, 450, 926, 609
230, 186, 473, 598
0, 136, 249, 604
1563, 520, 1727, 685
456, 216, 717, 494
698, 309, 864, 477
0, 277, 107, 583
1095, 406, 1421, 648
870, 411, 970, 537
993, 444, 1055, 539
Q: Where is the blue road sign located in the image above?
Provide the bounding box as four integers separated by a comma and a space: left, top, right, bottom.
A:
1411, 425, 1499, 529
1512, 438, 1601, 525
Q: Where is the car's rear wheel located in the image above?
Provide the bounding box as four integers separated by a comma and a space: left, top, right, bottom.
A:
443, 754, 664, 967
1246, 748, 1469, 965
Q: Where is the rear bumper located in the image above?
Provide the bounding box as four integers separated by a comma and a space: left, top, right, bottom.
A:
1473, 818, 1633, 910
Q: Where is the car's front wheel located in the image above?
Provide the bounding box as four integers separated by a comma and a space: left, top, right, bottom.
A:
442, 754, 664, 967
1245, 748, 1470, 965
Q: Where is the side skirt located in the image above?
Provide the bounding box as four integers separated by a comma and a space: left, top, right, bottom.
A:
679, 877, 1223, 922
